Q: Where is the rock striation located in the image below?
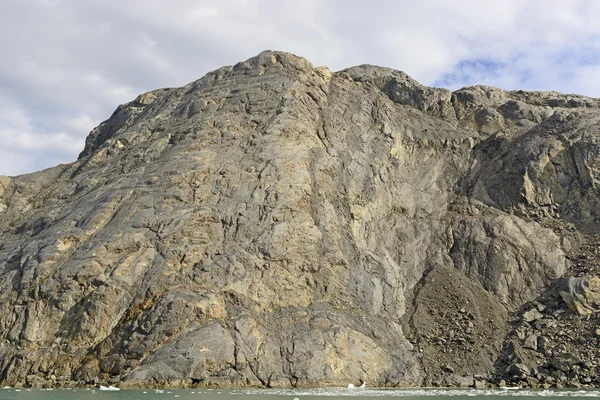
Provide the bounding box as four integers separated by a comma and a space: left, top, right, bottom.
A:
0, 50, 599, 388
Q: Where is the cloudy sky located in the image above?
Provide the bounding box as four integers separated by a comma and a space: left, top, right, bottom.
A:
2, 0, 600, 176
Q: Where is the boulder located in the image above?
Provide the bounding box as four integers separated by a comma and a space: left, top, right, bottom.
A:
506, 363, 530, 378
551, 353, 581, 372
557, 276, 600, 315
523, 309, 544, 322
523, 334, 538, 351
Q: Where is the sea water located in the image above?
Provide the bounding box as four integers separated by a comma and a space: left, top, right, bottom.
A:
1, 387, 600, 400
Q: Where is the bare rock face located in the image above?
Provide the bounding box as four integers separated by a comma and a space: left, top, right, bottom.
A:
557, 276, 600, 315
2, 50, 599, 389
0, 176, 10, 213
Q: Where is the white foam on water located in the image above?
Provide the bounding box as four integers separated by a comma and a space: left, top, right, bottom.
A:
99, 385, 120, 391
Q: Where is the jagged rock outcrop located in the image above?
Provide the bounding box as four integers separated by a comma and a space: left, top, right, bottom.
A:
557, 276, 600, 315
1, 50, 599, 389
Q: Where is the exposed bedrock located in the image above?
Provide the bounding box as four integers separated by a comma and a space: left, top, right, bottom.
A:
2, 50, 599, 388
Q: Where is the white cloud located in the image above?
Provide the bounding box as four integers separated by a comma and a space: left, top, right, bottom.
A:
0, 96, 85, 175
2, 0, 600, 175
64, 115, 99, 135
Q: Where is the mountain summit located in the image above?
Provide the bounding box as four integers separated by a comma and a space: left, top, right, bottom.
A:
1, 51, 599, 388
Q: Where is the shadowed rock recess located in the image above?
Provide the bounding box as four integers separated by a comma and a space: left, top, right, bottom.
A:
3, 50, 600, 389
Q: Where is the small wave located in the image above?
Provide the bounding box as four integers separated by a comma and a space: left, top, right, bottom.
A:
99, 385, 120, 391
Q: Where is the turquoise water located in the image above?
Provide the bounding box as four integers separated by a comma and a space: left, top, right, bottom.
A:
1, 388, 600, 399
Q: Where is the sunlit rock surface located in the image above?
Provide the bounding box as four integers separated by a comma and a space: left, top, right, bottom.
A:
3, 50, 600, 389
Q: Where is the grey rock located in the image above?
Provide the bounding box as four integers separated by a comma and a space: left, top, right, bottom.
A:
0, 50, 597, 388
0, 175, 10, 213
523, 309, 544, 322
537, 304, 547, 312
26, 374, 45, 388
455, 375, 475, 388
0, 176, 10, 195
435, 373, 474, 388
506, 363, 530, 378
527, 376, 540, 387
551, 353, 581, 372
537, 336, 551, 353
551, 369, 567, 381
124, 323, 235, 386
474, 379, 488, 389
441, 365, 455, 373
580, 361, 592, 370
557, 276, 600, 315
568, 370, 579, 380
523, 334, 538, 351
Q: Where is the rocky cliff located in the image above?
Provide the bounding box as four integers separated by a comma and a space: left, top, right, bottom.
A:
1, 51, 600, 389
